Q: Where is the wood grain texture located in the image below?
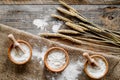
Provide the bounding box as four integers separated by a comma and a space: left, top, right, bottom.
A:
0, 0, 120, 4
0, 5, 120, 35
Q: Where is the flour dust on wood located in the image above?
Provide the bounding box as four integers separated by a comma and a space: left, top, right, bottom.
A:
52, 22, 62, 33
33, 19, 48, 30
33, 15, 63, 34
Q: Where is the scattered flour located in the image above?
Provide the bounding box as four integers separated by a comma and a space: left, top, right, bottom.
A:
32, 46, 48, 65
47, 51, 66, 69
52, 23, 62, 33
33, 16, 63, 33
33, 19, 48, 30
54, 60, 84, 80
86, 58, 106, 79
10, 43, 31, 63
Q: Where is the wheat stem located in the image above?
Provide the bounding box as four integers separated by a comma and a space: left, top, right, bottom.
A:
59, 0, 78, 13
58, 29, 81, 35
79, 22, 102, 32
40, 33, 82, 44
51, 14, 72, 22
74, 36, 120, 46
65, 22, 85, 32
57, 7, 87, 22
59, 0, 86, 19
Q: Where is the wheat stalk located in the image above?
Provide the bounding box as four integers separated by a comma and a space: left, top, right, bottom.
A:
51, 14, 72, 22
40, 33, 82, 44
65, 22, 85, 32
58, 29, 80, 35
59, 0, 78, 13
47, 1, 120, 47
57, 7, 87, 22
59, 0, 87, 19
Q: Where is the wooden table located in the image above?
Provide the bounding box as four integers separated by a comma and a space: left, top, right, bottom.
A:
0, 0, 120, 4
0, 5, 120, 35
0, 5, 120, 34
0, 1, 120, 35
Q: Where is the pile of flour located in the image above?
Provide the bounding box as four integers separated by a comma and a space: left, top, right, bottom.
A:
47, 50, 66, 69
10, 43, 31, 63
86, 58, 107, 79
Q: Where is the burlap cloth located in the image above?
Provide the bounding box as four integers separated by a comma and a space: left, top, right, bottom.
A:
0, 23, 120, 80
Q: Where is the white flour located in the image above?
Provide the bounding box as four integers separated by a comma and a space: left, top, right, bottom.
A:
32, 46, 48, 66
33, 16, 63, 33
10, 43, 31, 63
33, 19, 48, 30
47, 51, 66, 69
86, 58, 106, 79
54, 60, 84, 80
52, 23, 62, 33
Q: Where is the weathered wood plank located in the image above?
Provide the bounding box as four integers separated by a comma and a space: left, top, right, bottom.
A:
0, 5, 120, 35
0, 0, 120, 4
